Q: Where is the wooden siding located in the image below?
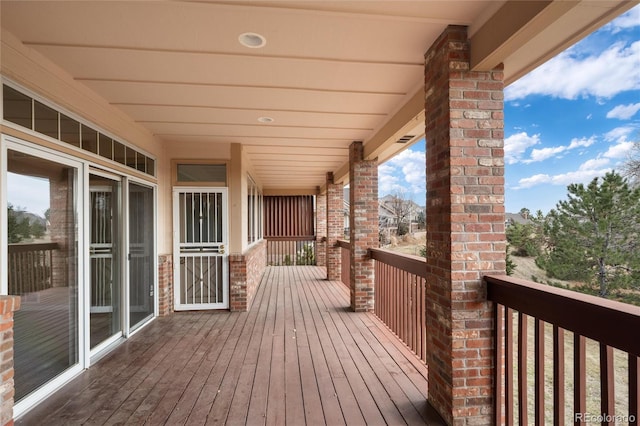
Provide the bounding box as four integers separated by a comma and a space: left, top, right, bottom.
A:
264, 195, 314, 238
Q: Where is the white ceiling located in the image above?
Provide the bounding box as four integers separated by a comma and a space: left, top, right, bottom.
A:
1, 1, 633, 191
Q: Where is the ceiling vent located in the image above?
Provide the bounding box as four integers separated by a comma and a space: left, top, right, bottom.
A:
396, 135, 415, 144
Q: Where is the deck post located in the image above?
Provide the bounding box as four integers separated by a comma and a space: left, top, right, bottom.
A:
326, 172, 343, 281
315, 193, 327, 267
424, 25, 506, 425
0, 296, 20, 426
348, 141, 378, 312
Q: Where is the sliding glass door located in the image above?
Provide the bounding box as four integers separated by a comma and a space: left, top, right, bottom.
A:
128, 182, 155, 330
5, 146, 82, 408
89, 174, 122, 350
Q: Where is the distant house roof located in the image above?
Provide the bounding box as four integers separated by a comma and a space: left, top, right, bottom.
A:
505, 212, 532, 225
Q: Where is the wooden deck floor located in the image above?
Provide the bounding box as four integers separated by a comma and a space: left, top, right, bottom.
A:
18, 266, 444, 425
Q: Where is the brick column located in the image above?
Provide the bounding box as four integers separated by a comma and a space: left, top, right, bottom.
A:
326, 173, 342, 281
157, 254, 174, 316
348, 141, 378, 312
315, 193, 327, 267
0, 296, 20, 426
424, 26, 505, 425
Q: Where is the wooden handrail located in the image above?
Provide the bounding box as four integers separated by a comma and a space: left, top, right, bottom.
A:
488, 274, 640, 425
486, 275, 640, 356
369, 248, 426, 279
336, 239, 350, 249
264, 236, 315, 241
8, 242, 59, 253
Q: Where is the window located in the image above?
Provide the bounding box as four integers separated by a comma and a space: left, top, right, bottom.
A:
176, 163, 227, 185
247, 175, 263, 245
2, 83, 156, 177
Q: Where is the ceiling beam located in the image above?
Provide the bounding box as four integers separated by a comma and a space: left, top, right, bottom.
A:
470, 1, 573, 72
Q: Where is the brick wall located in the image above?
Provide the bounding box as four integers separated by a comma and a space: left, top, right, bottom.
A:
424, 25, 505, 425
0, 296, 20, 426
315, 193, 327, 267
157, 254, 173, 316
326, 173, 343, 281
49, 170, 75, 290
348, 141, 378, 312
229, 239, 266, 312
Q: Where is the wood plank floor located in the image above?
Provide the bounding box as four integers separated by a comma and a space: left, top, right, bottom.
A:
17, 266, 445, 425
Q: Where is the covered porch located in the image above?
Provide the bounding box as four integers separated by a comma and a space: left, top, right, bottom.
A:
16, 266, 444, 425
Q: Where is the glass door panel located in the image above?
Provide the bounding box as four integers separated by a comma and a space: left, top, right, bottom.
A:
128, 182, 154, 330
6, 149, 79, 402
89, 175, 122, 349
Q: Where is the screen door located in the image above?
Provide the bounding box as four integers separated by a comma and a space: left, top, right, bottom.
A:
173, 188, 228, 310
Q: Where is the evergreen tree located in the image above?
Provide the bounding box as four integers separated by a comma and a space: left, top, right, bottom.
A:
7, 204, 21, 244
537, 172, 640, 297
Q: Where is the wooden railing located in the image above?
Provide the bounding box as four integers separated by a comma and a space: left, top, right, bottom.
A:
486, 275, 640, 425
265, 236, 316, 266
370, 248, 427, 364
336, 239, 350, 288
8, 242, 58, 295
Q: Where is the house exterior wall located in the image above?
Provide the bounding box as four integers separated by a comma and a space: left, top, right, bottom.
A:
424, 25, 505, 425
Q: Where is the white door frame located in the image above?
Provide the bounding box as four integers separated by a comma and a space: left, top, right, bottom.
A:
173, 187, 228, 310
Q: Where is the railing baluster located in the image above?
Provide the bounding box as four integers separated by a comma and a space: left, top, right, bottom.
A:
518, 312, 528, 425
494, 304, 504, 426
535, 319, 545, 425
368, 248, 427, 364
553, 325, 565, 426
630, 355, 639, 426
506, 308, 514, 426
575, 334, 586, 425
600, 343, 615, 424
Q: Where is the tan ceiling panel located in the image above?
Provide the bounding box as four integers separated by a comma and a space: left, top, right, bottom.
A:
117, 105, 383, 130
30, 46, 420, 94
1, 0, 626, 191
85, 80, 401, 115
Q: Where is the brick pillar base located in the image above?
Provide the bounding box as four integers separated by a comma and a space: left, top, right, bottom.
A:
229, 240, 267, 312
0, 296, 20, 426
158, 255, 174, 316
424, 25, 505, 425
326, 173, 343, 281
349, 141, 378, 312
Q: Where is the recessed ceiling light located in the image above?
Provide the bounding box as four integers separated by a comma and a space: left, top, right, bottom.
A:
258, 116, 274, 123
239, 32, 266, 49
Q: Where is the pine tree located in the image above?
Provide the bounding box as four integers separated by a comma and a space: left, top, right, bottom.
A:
537, 172, 640, 297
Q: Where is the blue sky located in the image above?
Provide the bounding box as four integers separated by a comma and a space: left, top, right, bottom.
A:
379, 5, 640, 214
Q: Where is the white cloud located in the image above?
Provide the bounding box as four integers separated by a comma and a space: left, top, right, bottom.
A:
604, 126, 635, 142
604, 141, 635, 159
568, 136, 596, 149
516, 135, 596, 164
515, 155, 614, 189
505, 41, 640, 101
516, 174, 552, 189
580, 158, 610, 170
604, 5, 640, 33
505, 132, 540, 164
606, 103, 640, 120
528, 146, 566, 162
378, 148, 426, 198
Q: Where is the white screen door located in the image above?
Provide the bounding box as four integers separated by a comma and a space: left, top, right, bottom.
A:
173, 188, 228, 310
